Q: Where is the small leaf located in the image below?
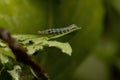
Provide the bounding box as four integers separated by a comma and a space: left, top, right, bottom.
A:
0, 40, 15, 59
0, 53, 9, 64
7, 65, 22, 80
14, 35, 72, 55
0, 34, 73, 58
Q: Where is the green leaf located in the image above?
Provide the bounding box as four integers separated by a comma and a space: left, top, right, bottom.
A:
13, 35, 72, 56
0, 53, 34, 80
7, 65, 21, 80
0, 53, 9, 64
0, 32, 73, 58
0, 41, 15, 59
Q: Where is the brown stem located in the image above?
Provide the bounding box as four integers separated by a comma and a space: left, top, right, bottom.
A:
0, 28, 48, 80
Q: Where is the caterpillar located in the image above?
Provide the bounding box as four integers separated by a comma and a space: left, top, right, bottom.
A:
38, 24, 80, 35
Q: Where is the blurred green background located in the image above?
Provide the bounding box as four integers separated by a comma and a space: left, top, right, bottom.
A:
0, 0, 120, 80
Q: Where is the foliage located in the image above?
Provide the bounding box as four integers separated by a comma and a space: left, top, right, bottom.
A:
0, 0, 120, 80
0, 27, 80, 80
